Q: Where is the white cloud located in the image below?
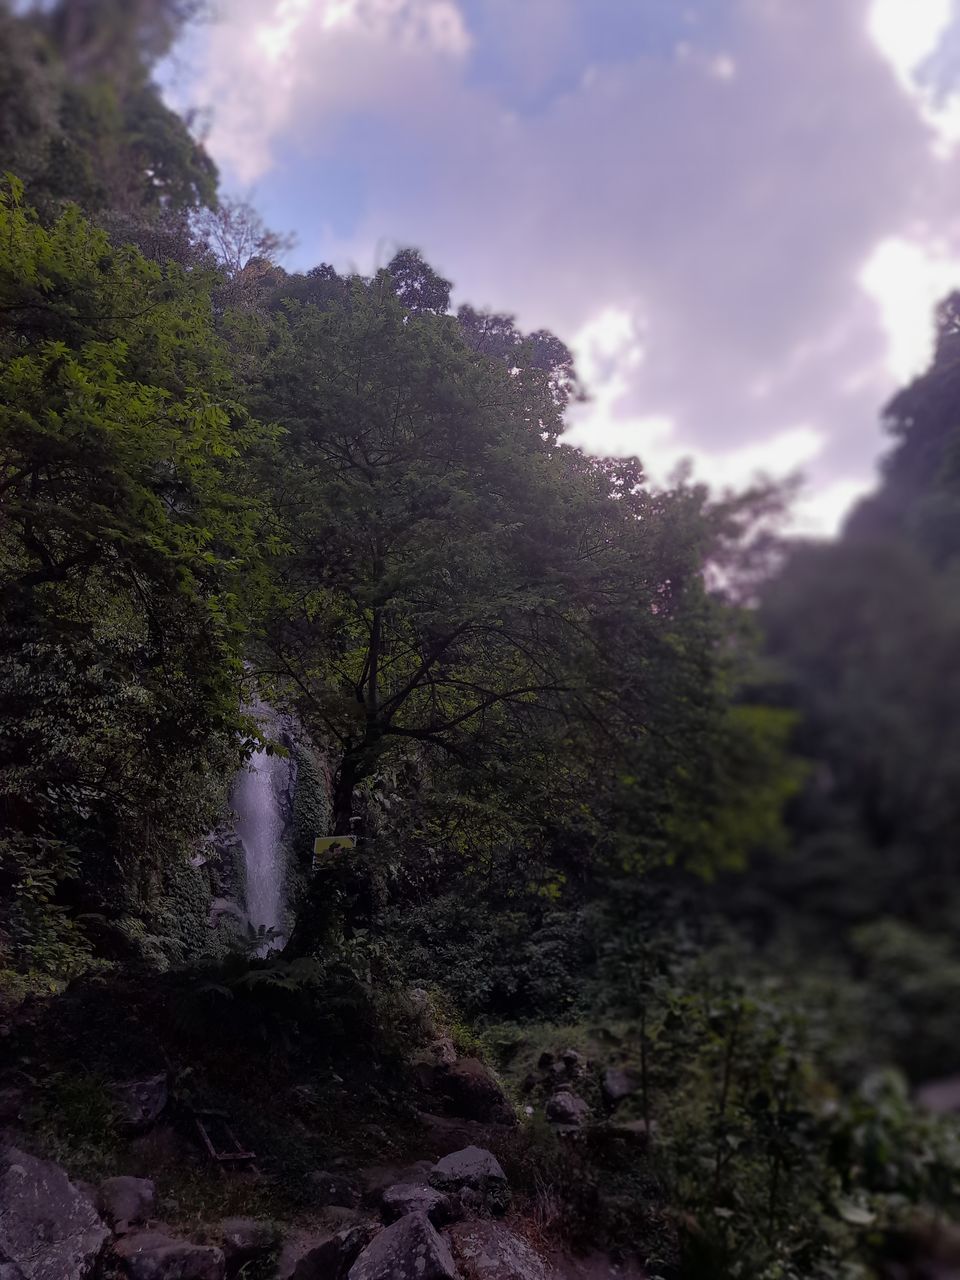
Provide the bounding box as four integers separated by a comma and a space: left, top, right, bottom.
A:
860, 235, 960, 383
179, 0, 960, 534
868, 0, 960, 151
193, 0, 470, 183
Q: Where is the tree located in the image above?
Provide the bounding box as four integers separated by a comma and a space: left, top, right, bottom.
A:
0, 180, 269, 973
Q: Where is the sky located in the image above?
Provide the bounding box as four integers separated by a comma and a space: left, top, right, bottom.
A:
165, 0, 960, 535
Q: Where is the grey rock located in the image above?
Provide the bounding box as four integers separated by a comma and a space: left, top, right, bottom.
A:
113, 1230, 224, 1279
431, 1147, 507, 1189
438, 1060, 509, 1123
347, 1212, 459, 1280
283, 1226, 372, 1280
110, 1075, 168, 1131
916, 1076, 960, 1114
310, 1170, 361, 1209
431, 1037, 458, 1068
409, 989, 439, 1038
0, 1144, 109, 1280
447, 1219, 548, 1280
216, 1218, 277, 1273
601, 1068, 640, 1106
560, 1049, 587, 1078
382, 1183, 454, 1226
545, 1091, 590, 1127
97, 1177, 156, 1231
0, 1262, 26, 1280
431, 1148, 510, 1215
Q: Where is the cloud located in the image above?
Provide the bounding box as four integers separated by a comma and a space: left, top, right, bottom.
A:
188, 0, 470, 184
176, 0, 960, 532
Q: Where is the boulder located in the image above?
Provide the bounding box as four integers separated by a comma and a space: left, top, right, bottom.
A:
97, 1177, 156, 1232
408, 989, 439, 1038
0, 1263, 26, 1280
432, 1037, 458, 1068
601, 1068, 640, 1107
347, 1212, 459, 1280
545, 1091, 590, 1128
113, 1230, 224, 1279
430, 1148, 510, 1214
0, 1144, 109, 1280
310, 1170, 362, 1209
110, 1075, 168, 1131
216, 1218, 277, 1274
915, 1076, 960, 1114
560, 1050, 587, 1078
279, 1225, 371, 1280
447, 1220, 548, 1280
438, 1060, 509, 1123
381, 1183, 454, 1227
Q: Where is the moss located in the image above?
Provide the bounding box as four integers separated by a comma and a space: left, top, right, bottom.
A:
291, 742, 332, 863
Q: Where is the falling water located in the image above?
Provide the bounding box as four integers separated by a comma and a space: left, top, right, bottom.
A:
232, 704, 288, 955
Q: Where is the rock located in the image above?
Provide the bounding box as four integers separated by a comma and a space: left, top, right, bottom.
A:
215, 1218, 277, 1274
110, 1075, 168, 1131
601, 1068, 640, 1107
536, 1052, 554, 1071
448, 1220, 548, 1280
382, 1183, 454, 1227
560, 1050, 587, 1078
431, 1038, 458, 1068
97, 1177, 156, 1232
310, 1170, 362, 1209
432, 1147, 507, 1189
0, 1144, 109, 1280
347, 1212, 459, 1280
438, 1059, 509, 1123
409, 989, 439, 1038
278, 1225, 372, 1280
0, 1262, 26, 1280
431, 1148, 510, 1215
545, 1091, 590, 1128
916, 1076, 960, 1114
113, 1230, 225, 1279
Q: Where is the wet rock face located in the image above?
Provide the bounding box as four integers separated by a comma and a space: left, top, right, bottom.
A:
347, 1212, 460, 1280
113, 1230, 225, 1280
448, 1220, 549, 1280
0, 1144, 109, 1280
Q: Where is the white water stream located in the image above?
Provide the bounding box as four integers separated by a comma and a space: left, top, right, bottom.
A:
232, 704, 288, 954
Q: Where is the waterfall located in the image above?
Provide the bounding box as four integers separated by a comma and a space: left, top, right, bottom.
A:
232, 703, 288, 955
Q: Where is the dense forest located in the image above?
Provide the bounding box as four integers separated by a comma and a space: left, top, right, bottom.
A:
2, 4, 960, 1279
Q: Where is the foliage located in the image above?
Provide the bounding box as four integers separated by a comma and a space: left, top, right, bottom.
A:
0, 180, 273, 977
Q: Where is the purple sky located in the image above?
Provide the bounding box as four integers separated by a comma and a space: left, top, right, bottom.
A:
166, 0, 960, 534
